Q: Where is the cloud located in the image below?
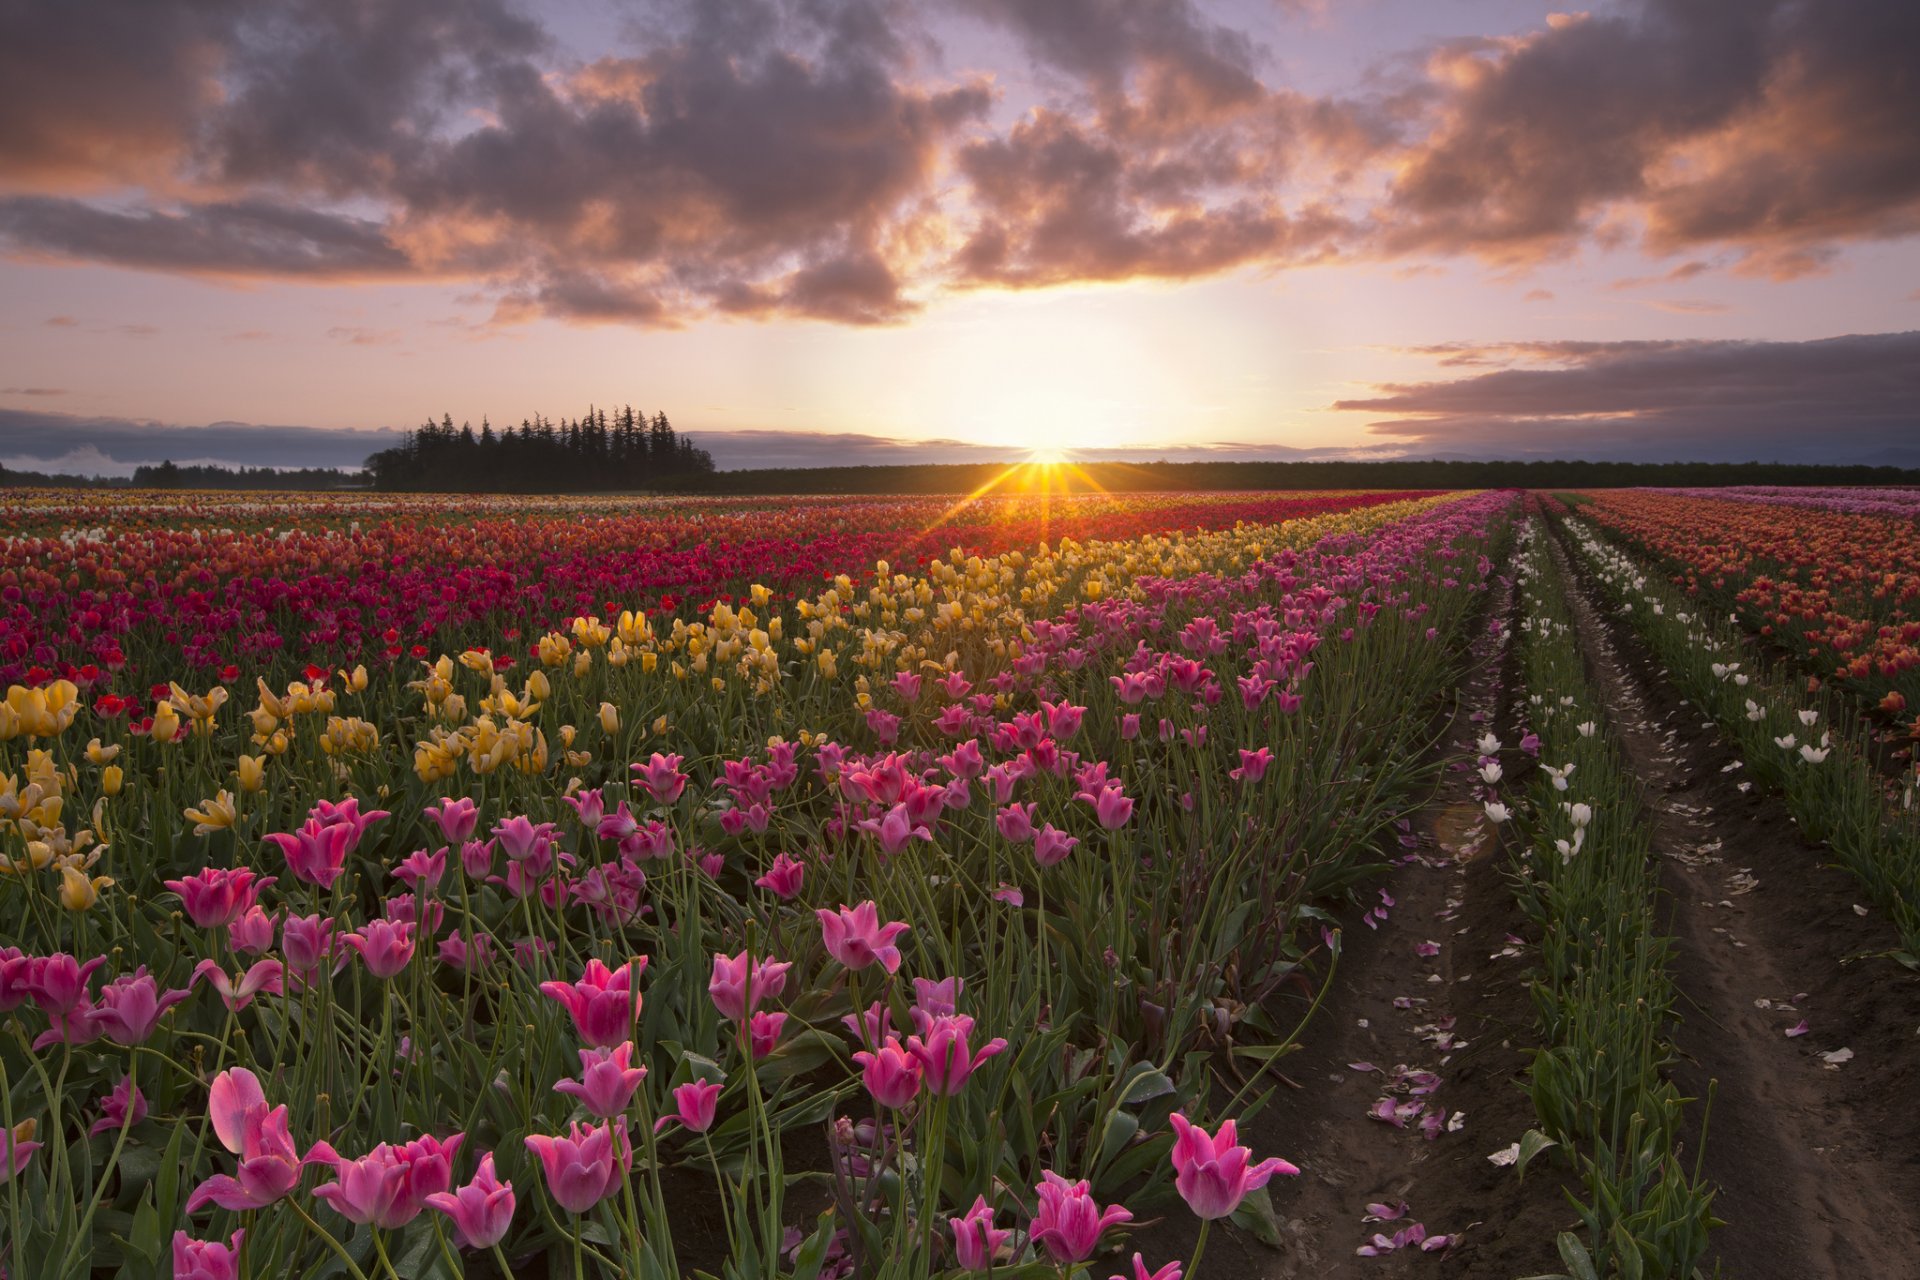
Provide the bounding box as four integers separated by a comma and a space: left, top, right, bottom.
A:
0, 409, 407, 472
1334, 330, 1920, 462
0, 387, 65, 396
1646, 299, 1731, 314
326, 326, 403, 346
0, 0, 1913, 319
1375, 0, 1920, 275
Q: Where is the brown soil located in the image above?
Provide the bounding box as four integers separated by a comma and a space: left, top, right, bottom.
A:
1548, 520, 1920, 1279
1133, 551, 1582, 1279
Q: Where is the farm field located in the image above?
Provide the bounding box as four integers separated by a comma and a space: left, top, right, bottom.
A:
3, 484, 1918, 1280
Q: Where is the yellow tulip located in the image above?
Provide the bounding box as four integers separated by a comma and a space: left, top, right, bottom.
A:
184, 790, 238, 835
598, 702, 619, 734
86, 738, 120, 765
58, 863, 111, 911
101, 765, 124, 796
236, 754, 267, 793
149, 701, 181, 743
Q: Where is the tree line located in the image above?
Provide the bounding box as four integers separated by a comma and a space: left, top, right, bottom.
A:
361, 407, 714, 492
691, 458, 1920, 495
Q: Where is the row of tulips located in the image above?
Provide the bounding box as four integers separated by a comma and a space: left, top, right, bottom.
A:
1489, 517, 1718, 1279
0, 488, 1427, 694
1, 490, 1515, 1278
1555, 510, 1920, 962
1565, 489, 1920, 731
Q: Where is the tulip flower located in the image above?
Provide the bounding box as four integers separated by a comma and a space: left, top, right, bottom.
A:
1167, 1112, 1299, 1219
708, 951, 791, 1022
524, 1119, 631, 1214
655, 1080, 721, 1134
163, 866, 272, 929
852, 1036, 922, 1109
1112, 1256, 1184, 1280
281, 913, 340, 986
342, 919, 416, 979
193, 957, 286, 1012
425, 1152, 516, 1249
1079, 782, 1135, 829
89, 1075, 148, 1136
907, 1013, 1007, 1096
1033, 823, 1079, 868
632, 752, 689, 804
1031, 1170, 1133, 1263
1229, 748, 1273, 784
228, 904, 278, 955
995, 802, 1037, 842
950, 1195, 1013, 1270
2, 1118, 41, 1185
554, 1042, 648, 1119
187, 1068, 315, 1212
172, 1229, 245, 1280
263, 821, 355, 890
311, 1134, 463, 1230
424, 796, 480, 844
816, 901, 910, 974
748, 1009, 788, 1059
85, 968, 192, 1044
754, 851, 806, 899
540, 958, 646, 1048
391, 846, 447, 891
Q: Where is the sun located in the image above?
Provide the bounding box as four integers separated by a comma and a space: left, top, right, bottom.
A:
1025, 448, 1073, 466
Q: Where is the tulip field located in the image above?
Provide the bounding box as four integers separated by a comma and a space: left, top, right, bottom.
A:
0, 486, 1522, 1279
8, 482, 1920, 1280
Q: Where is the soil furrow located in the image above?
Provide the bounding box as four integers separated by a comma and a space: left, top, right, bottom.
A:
1548, 520, 1920, 1279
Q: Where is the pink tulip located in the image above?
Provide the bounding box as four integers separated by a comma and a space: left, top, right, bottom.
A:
852, 1036, 922, 1109
911, 975, 962, 1027
995, 803, 1037, 843
391, 846, 447, 891
1031, 1170, 1133, 1263
858, 802, 933, 855
491, 815, 559, 873
163, 867, 273, 929
0, 1117, 38, 1188
950, 1195, 1012, 1270
748, 1010, 788, 1059
0, 947, 31, 1011
228, 905, 279, 955
655, 1080, 721, 1134
25, 952, 105, 1015
438, 932, 498, 971
754, 852, 806, 899
281, 913, 340, 985
1079, 782, 1135, 829
425, 1152, 516, 1249
311, 1134, 464, 1230
342, 919, 416, 979
563, 787, 607, 829
171, 1229, 245, 1280
187, 1068, 313, 1212
524, 1119, 631, 1215
1229, 747, 1273, 784
85, 968, 192, 1044
708, 951, 792, 1022
1167, 1112, 1299, 1219
632, 752, 689, 805
1119, 712, 1141, 740
263, 821, 355, 890
816, 901, 910, 974
1111, 1253, 1184, 1280
907, 1014, 1007, 1096
554, 1043, 648, 1119
89, 1075, 147, 1136
540, 958, 646, 1048
192, 958, 285, 1012
1033, 823, 1079, 868
423, 796, 480, 845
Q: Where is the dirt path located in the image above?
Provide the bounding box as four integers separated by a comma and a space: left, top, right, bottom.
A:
1135, 551, 1579, 1278
1547, 521, 1920, 1279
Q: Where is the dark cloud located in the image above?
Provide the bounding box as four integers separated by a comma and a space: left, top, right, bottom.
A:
0, 198, 413, 279
0, 0, 242, 191
1335, 330, 1920, 463
0, 409, 407, 472
325, 327, 403, 346
0, 0, 1913, 317
1376, 0, 1920, 275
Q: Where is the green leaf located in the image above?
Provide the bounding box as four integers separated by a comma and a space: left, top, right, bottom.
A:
1556, 1231, 1601, 1280
1517, 1128, 1559, 1177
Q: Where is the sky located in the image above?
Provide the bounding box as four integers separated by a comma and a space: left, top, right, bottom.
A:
0, 0, 1916, 474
